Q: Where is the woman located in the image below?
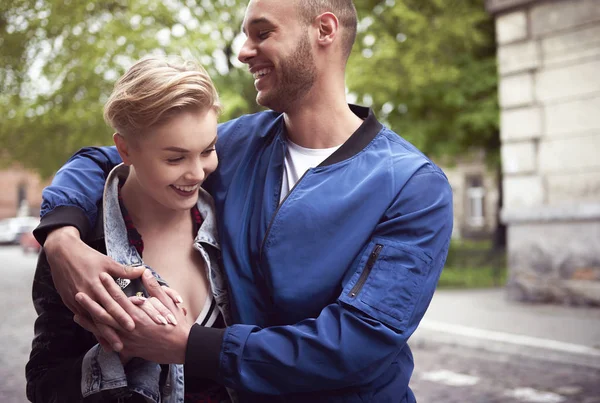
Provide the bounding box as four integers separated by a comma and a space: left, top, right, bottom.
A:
26, 57, 231, 403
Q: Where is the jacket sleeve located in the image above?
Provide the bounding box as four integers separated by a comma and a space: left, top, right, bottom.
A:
186, 168, 453, 394
34, 146, 122, 245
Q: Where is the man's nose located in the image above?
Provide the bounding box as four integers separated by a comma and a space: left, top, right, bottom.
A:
238, 38, 256, 64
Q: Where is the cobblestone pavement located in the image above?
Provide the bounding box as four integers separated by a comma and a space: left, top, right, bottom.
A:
1, 246, 599, 403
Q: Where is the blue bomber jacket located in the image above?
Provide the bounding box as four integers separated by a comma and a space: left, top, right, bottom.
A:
35, 105, 453, 402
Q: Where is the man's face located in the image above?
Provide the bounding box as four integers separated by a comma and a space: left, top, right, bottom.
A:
239, 0, 317, 112
119, 108, 218, 212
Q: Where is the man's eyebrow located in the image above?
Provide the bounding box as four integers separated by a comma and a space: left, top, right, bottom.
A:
242, 17, 274, 35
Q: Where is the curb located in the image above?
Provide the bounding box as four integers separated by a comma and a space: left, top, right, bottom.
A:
411, 320, 600, 370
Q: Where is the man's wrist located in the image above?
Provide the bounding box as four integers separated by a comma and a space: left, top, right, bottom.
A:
184, 325, 225, 379
45, 226, 81, 252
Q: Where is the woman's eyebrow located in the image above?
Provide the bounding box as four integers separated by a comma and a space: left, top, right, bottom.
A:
162, 146, 189, 152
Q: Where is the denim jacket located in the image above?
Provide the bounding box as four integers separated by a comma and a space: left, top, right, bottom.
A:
26, 164, 231, 402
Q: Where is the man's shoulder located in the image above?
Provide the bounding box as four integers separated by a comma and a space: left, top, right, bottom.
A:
376, 127, 447, 180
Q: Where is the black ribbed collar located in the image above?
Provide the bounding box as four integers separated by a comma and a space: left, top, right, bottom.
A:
319, 104, 382, 167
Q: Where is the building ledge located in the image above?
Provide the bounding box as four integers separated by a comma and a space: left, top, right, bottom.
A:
486, 0, 549, 15
502, 203, 600, 224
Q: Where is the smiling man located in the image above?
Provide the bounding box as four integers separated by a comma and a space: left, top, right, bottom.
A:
32, 0, 453, 402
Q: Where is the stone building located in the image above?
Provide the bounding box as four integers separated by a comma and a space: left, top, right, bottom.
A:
442, 157, 500, 240
0, 166, 47, 220
487, 0, 600, 305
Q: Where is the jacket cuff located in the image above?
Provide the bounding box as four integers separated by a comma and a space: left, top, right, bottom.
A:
185, 324, 225, 379
34, 206, 91, 245
81, 344, 129, 399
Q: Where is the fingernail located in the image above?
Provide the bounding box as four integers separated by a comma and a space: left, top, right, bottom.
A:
75, 294, 84, 303
73, 315, 80, 324
143, 269, 153, 279
176, 296, 183, 304
157, 315, 168, 325
113, 342, 123, 352
167, 314, 178, 325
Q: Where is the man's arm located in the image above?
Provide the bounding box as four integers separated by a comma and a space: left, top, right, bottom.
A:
34, 146, 145, 339
34, 146, 122, 244
193, 168, 453, 394
89, 167, 452, 394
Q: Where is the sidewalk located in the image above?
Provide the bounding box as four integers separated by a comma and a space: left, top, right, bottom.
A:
410, 288, 600, 369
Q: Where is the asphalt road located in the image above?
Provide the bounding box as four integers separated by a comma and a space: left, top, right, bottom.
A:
0, 246, 39, 403
1, 245, 599, 403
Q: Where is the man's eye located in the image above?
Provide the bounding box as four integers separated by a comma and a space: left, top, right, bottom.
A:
258, 31, 271, 40
167, 157, 184, 163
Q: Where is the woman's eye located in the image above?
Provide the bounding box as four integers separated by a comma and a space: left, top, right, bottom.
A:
202, 148, 216, 155
167, 157, 184, 163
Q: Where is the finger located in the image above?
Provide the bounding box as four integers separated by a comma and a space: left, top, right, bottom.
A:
148, 297, 177, 325
161, 286, 184, 305
106, 261, 146, 280
141, 270, 176, 311
75, 292, 125, 331
95, 322, 124, 352
74, 313, 121, 352
95, 273, 136, 331
134, 297, 169, 326
73, 314, 98, 333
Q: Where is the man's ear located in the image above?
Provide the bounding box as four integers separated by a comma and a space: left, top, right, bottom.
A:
315, 12, 339, 47
113, 133, 133, 166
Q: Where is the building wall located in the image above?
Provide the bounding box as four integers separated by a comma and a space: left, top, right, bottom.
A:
488, 0, 600, 305
0, 167, 47, 219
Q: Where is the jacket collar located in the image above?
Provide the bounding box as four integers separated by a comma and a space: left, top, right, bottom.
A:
275, 104, 383, 167
320, 105, 383, 167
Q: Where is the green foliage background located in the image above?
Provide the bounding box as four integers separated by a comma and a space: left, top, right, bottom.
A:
0, 0, 498, 177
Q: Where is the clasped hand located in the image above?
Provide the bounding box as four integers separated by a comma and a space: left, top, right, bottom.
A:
74, 269, 190, 365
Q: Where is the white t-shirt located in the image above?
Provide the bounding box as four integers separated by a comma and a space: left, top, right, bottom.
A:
280, 139, 341, 203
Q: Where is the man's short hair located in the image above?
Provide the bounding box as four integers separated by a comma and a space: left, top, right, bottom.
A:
104, 56, 221, 137
296, 0, 358, 61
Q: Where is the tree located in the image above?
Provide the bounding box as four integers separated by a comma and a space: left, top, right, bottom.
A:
0, 0, 259, 177
1, 0, 500, 188
348, 0, 503, 246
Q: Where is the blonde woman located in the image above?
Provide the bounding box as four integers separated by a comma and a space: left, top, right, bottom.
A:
26, 57, 231, 403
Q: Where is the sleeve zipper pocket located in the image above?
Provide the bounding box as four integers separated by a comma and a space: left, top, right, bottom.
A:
348, 244, 383, 298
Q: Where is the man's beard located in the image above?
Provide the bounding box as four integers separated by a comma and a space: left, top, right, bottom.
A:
257, 32, 317, 112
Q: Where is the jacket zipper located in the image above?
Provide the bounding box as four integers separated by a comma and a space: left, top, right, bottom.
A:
348, 244, 383, 298
259, 169, 310, 261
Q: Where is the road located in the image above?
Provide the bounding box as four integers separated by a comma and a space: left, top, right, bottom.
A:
1, 245, 599, 402
0, 246, 39, 403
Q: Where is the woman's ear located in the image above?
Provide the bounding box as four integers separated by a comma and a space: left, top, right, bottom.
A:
113, 133, 133, 166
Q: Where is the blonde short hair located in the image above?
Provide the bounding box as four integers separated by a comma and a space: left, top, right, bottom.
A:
104, 56, 221, 136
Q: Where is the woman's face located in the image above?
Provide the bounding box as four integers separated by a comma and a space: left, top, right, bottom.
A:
117, 107, 219, 212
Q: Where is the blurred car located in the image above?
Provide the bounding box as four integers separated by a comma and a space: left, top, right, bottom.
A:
0, 216, 40, 245
20, 231, 41, 253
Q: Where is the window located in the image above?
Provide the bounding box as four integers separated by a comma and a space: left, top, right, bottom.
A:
466, 176, 485, 228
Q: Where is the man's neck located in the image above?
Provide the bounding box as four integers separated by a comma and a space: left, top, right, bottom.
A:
282, 83, 364, 150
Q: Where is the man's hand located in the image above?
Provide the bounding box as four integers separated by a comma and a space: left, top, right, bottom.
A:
75, 270, 190, 364
44, 226, 146, 330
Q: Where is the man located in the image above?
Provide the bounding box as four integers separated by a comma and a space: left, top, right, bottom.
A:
34, 0, 453, 401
